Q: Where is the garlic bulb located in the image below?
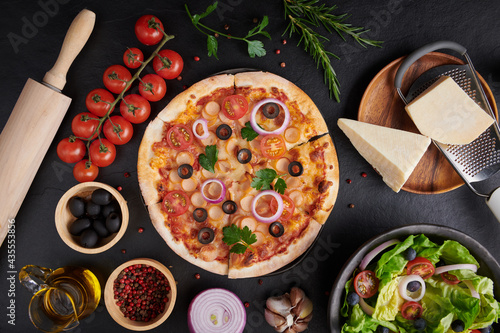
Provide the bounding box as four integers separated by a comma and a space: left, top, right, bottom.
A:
265, 287, 313, 333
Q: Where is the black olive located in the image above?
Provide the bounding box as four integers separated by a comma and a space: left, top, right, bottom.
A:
86, 201, 101, 218
262, 102, 280, 119
451, 319, 465, 332
269, 222, 284, 237
237, 149, 252, 164
68, 197, 86, 217
288, 161, 304, 177
193, 208, 208, 223
177, 164, 194, 179
102, 200, 120, 218
80, 229, 99, 248
216, 124, 232, 140
222, 200, 237, 214
92, 218, 110, 238
106, 213, 122, 233
91, 189, 113, 206
69, 218, 92, 236
198, 227, 214, 244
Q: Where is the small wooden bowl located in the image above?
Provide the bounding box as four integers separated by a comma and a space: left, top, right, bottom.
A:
104, 258, 177, 331
55, 181, 129, 254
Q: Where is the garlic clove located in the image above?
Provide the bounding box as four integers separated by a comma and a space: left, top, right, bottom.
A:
266, 293, 292, 317
291, 295, 313, 319
297, 312, 313, 323
275, 321, 290, 333
291, 321, 309, 333
265, 308, 286, 328
290, 287, 306, 308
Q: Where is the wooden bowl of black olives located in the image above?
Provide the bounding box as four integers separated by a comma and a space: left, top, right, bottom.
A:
55, 182, 129, 254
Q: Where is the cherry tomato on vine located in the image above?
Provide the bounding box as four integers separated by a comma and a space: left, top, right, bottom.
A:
71, 112, 101, 140
153, 49, 183, 79
123, 47, 144, 69
57, 137, 86, 163
103, 65, 132, 94
89, 139, 116, 167
103, 116, 133, 145
85, 88, 114, 117
135, 15, 164, 46
139, 74, 166, 102
73, 159, 99, 182
120, 94, 151, 124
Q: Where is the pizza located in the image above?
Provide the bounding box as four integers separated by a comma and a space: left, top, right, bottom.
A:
137, 71, 339, 278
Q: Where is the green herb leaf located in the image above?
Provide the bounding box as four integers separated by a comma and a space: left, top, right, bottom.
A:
223, 224, 257, 254
247, 40, 266, 58
274, 177, 287, 195
193, 1, 218, 24
230, 243, 249, 254
207, 35, 218, 59
199, 145, 218, 173
241, 122, 260, 141
251, 168, 288, 194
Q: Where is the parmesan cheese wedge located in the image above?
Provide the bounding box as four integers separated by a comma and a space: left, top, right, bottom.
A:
338, 118, 431, 192
405, 76, 494, 145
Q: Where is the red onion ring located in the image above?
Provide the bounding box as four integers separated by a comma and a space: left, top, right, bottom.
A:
193, 118, 209, 140
251, 190, 284, 223
463, 280, 480, 299
188, 288, 246, 333
434, 264, 478, 275
201, 179, 226, 204
250, 98, 290, 135
398, 274, 426, 302
359, 298, 374, 316
359, 239, 401, 271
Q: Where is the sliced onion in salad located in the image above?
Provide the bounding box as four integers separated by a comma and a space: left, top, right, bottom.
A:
201, 179, 226, 204
250, 98, 290, 136
463, 280, 480, 299
193, 118, 209, 140
251, 190, 284, 223
359, 298, 374, 316
434, 264, 478, 275
399, 274, 426, 302
359, 239, 401, 271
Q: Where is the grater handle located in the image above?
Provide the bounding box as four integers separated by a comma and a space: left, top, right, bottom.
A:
486, 188, 500, 223
395, 41, 468, 89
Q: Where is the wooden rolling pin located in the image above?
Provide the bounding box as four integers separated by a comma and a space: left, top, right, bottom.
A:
0, 9, 96, 246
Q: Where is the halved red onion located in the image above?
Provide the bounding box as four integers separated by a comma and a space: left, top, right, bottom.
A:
250, 98, 290, 135
463, 280, 480, 299
359, 239, 401, 271
252, 190, 283, 223
398, 274, 426, 302
193, 118, 209, 140
434, 264, 478, 275
359, 298, 374, 316
201, 179, 226, 204
188, 288, 246, 333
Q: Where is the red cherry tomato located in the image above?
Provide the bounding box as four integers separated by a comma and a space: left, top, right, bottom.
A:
270, 194, 295, 222
441, 272, 461, 285
72, 112, 101, 140
139, 74, 166, 102
123, 47, 144, 69
103, 65, 132, 94
120, 94, 151, 124
135, 15, 164, 46
471, 330, 482, 333
260, 134, 286, 159
162, 190, 190, 216
353, 270, 379, 299
401, 301, 423, 320
407, 257, 435, 279
57, 137, 86, 163
103, 116, 133, 145
73, 159, 99, 182
221, 95, 248, 120
153, 49, 183, 79
166, 124, 194, 150
89, 139, 116, 167
85, 88, 114, 117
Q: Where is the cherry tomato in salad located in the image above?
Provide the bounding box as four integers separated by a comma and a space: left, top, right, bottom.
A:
441, 272, 461, 285
353, 270, 379, 299
153, 49, 184, 79
103, 116, 133, 145
103, 65, 132, 94
401, 301, 423, 320
120, 94, 151, 124
407, 257, 435, 279
123, 47, 144, 69
73, 159, 99, 182
139, 74, 166, 102
221, 95, 248, 120
270, 194, 295, 222
72, 112, 101, 140
162, 190, 190, 216
135, 15, 164, 46
166, 124, 193, 150
260, 134, 286, 159
85, 88, 115, 117
89, 139, 116, 167
57, 137, 86, 163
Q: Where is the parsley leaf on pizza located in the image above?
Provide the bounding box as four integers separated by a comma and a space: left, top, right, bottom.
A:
199, 144, 218, 173
251, 168, 288, 194
241, 121, 260, 141
274, 178, 287, 195
223, 224, 257, 254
